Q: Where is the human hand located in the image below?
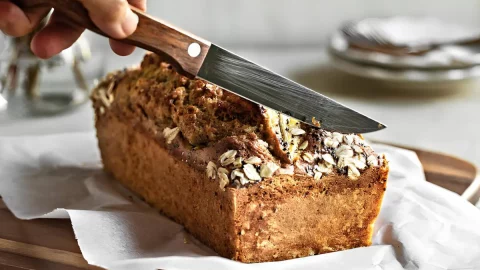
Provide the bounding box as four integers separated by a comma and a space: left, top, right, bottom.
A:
0, 0, 146, 58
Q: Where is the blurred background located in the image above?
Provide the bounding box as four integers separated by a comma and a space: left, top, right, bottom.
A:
0, 0, 479, 166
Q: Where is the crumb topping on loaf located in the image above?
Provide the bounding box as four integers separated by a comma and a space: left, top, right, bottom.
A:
91, 53, 386, 190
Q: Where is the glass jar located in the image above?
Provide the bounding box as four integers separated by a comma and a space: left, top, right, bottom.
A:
0, 28, 105, 118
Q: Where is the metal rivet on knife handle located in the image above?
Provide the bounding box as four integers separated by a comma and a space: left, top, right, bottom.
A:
188, 43, 201, 58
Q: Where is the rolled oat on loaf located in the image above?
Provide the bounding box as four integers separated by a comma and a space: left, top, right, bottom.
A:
91, 53, 389, 263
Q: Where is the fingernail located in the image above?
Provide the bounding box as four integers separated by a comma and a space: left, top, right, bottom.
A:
121, 8, 139, 37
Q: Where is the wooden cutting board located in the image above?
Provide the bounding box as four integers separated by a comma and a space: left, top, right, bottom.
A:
0, 147, 477, 269
382, 143, 478, 199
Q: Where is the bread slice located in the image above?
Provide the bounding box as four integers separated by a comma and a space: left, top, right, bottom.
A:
91, 53, 389, 262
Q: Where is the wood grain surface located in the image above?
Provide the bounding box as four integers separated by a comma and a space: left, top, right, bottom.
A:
0, 147, 477, 269
380, 142, 478, 196
0, 201, 101, 270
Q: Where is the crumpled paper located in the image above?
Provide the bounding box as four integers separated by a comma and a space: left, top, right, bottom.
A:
0, 132, 479, 270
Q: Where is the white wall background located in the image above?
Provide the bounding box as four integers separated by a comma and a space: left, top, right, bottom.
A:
144, 0, 480, 47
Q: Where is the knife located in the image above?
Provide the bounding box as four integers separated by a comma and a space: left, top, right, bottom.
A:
13, 0, 386, 133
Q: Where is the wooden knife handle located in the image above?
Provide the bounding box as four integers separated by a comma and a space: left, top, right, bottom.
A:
12, 0, 211, 77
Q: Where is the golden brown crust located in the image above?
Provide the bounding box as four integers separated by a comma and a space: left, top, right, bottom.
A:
92, 53, 385, 183
92, 53, 389, 262
96, 112, 388, 262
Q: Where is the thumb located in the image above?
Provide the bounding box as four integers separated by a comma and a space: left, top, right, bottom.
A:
78, 0, 138, 39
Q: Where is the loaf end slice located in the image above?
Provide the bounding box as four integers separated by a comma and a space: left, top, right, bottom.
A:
92, 53, 389, 262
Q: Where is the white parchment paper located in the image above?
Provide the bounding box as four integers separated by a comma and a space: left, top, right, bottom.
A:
0, 132, 479, 270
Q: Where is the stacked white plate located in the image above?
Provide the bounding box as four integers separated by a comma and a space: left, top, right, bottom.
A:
329, 16, 480, 83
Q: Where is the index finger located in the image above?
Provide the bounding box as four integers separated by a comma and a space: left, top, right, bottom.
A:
0, 1, 50, 37
108, 0, 147, 56
78, 0, 139, 39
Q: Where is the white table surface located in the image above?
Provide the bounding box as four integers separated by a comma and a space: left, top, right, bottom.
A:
1, 47, 479, 167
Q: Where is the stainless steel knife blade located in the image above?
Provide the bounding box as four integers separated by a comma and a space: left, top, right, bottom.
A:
197, 44, 386, 133
17, 0, 385, 133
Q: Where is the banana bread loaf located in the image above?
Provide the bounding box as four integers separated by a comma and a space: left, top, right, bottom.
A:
91, 53, 389, 263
